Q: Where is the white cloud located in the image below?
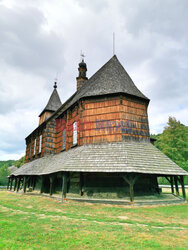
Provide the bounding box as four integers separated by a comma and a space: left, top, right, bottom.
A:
0, 0, 187, 160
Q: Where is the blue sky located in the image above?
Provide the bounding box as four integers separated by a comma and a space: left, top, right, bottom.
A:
0, 0, 188, 160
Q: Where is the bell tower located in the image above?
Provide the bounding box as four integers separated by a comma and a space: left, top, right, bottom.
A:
76, 55, 88, 91
39, 81, 62, 125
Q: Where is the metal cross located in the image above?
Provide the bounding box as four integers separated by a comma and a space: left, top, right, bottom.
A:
80, 50, 85, 61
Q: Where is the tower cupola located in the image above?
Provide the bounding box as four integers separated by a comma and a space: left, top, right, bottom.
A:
39, 81, 62, 125
76, 58, 88, 91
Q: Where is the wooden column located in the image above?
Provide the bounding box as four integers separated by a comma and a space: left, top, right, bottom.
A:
23, 176, 27, 193
27, 177, 31, 188
32, 176, 37, 191
80, 172, 84, 196
10, 177, 13, 191
180, 176, 186, 200
170, 176, 174, 194
40, 176, 44, 194
62, 173, 67, 202
16, 177, 21, 192
49, 175, 55, 196
174, 176, 179, 196
122, 174, 138, 203
14, 177, 17, 191
7, 177, 10, 190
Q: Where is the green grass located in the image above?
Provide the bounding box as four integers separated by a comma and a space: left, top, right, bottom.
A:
0, 191, 188, 249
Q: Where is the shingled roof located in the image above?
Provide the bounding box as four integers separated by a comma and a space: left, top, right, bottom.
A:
63, 55, 149, 112
39, 85, 62, 117
12, 142, 188, 177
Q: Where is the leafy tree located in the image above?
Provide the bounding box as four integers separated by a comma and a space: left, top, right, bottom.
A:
0, 165, 10, 186
0, 156, 25, 186
15, 156, 25, 168
152, 117, 188, 184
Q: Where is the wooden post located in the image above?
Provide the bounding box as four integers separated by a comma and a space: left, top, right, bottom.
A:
17, 177, 21, 192
174, 176, 179, 196
122, 174, 138, 204
23, 176, 27, 193
10, 177, 13, 191
7, 177, 10, 190
61, 173, 67, 202
14, 177, 17, 191
49, 175, 54, 196
27, 177, 31, 188
40, 176, 44, 194
180, 176, 186, 200
170, 176, 174, 194
32, 176, 37, 191
80, 172, 84, 196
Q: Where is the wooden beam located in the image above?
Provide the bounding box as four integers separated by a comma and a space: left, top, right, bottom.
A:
40, 176, 44, 194
170, 176, 174, 194
122, 174, 138, 203
10, 177, 13, 191
61, 173, 67, 202
27, 177, 31, 188
32, 176, 37, 191
80, 172, 84, 196
174, 176, 179, 196
23, 176, 27, 193
165, 176, 171, 183
49, 175, 55, 196
16, 177, 21, 192
180, 176, 186, 200
14, 178, 17, 191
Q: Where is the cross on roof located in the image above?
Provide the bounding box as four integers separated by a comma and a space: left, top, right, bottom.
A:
80, 51, 85, 61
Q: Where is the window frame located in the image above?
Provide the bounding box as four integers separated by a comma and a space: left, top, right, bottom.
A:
73, 121, 78, 146
33, 138, 36, 155
39, 135, 42, 153
62, 129, 66, 150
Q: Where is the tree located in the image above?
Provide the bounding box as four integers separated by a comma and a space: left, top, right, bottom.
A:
15, 156, 25, 168
152, 117, 188, 184
154, 117, 188, 172
0, 165, 10, 186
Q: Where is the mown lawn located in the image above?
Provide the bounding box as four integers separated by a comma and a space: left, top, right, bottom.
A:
0, 191, 188, 249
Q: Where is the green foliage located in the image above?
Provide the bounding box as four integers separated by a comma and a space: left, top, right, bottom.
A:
0, 166, 10, 186
152, 117, 188, 184
15, 156, 25, 168
0, 157, 25, 186
0, 160, 15, 169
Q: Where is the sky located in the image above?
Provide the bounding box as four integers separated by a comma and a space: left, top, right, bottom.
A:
0, 0, 188, 160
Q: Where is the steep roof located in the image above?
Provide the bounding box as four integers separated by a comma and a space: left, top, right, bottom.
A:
12, 142, 188, 176
64, 55, 149, 111
39, 86, 62, 117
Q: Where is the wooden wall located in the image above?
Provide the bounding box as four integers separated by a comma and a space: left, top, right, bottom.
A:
26, 94, 150, 161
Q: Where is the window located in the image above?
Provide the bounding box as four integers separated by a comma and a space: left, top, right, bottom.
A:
39, 135, 42, 153
73, 122, 77, 145
29, 143, 32, 158
33, 139, 36, 155
62, 129, 66, 150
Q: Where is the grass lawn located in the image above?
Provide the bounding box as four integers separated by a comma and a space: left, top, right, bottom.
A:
0, 191, 188, 249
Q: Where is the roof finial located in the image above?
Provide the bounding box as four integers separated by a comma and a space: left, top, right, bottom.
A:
54, 72, 58, 89
54, 82, 57, 89
54, 78, 57, 89
80, 50, 85, 62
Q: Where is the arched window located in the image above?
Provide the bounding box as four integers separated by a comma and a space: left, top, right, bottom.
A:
73, 122, 77, 145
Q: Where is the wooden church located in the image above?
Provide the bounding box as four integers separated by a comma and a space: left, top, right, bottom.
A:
8, 55, 187, 203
